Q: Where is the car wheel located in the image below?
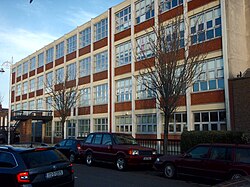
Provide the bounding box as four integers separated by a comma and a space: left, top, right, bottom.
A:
86, 153, 93, 166
116, 157, 126, 171
164, 163, 176, 179
231, 173, 243, 180
69, 153, 75, 163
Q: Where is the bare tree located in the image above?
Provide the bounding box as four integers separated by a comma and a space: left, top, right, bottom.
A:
136, 16, 207, 155
44, 72, 81, 139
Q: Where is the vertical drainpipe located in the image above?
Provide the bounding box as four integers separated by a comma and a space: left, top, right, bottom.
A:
184, 0, 193, 131
75, 27, 80, 138
109, 8, 113, 133
90, 19, 94, 133
220, 0, 231, 130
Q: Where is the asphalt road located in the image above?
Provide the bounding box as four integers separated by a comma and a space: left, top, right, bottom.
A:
73, 163, 212, 187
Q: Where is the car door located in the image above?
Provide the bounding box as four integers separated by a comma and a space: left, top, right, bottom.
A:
55, 140, 67, 156
177, 145, 210, 177
100, 134, 113, 162
91, 134, 103, 161
205, 145, 233, 180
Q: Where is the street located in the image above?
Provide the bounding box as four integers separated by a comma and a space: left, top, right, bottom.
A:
73, 163, 212, 187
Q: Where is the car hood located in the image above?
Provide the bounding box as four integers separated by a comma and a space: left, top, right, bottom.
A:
114, 144, 155, 151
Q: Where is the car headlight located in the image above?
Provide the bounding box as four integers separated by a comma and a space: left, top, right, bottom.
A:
152, 151, 157, 155
129, 150, 139, 155
156, 158, 161, 162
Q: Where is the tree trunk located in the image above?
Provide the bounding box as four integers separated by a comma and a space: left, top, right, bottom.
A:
61, 119, 65, 139
163, 112, 169, 155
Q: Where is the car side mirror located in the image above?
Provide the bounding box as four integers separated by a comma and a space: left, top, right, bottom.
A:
183, 153, 192, 158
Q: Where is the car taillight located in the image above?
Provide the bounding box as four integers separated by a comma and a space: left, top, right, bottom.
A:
17, 172, 30, 183
77, 143, 81, 150
69, 163, 74, 174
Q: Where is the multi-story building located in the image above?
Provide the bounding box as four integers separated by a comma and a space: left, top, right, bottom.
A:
10, 0, 250, 143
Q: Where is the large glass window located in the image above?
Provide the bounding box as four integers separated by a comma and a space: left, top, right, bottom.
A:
67, 35, 77, 54
78, 119, 90, 137
136, 75, 155, 99
23, 81, 28, 95
23, 61, 28, 74
94, 51, 108, 73
56, 68, 64, 84
190, 7, 221, 45
17, 64, 22, 77
38, 52, 44, 68
45, 122, 52, 137
16, 84, 21, 96
67, 63, 76, 81
135, 0, 154, 24
94, 18, 108, 41
79, 27, 91, 48
46, 71, 53, 88
115, 6, 131, 33
36, 98, 43, 110
37, 75, 43, 90
29, 79, 35, 92
116, 41, 132, 67
94, 118, 108, 132
80, 88, 91, 106
194, 110, 227, 131
79, 57, 91, 77
137, 114, 157, 133
30, 57, 36, 71
168, 113, 187, 133
193, 58, 224, 92
55, 121, 62, 137
136, 33, 155, 60
116, 78, 132, 102
159, 0, 183, 13
165, 21, 185, 49
29, 100, 35, 110
46, 47, 54, 63
56, 41, 64, 59
116, 115, 132, 133
94, 84, 108, 105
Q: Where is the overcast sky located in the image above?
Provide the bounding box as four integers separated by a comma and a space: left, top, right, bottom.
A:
0, 0, 122, 108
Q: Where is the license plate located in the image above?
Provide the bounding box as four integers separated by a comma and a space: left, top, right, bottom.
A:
46, 170, 63, 179
143, 157, 152, 160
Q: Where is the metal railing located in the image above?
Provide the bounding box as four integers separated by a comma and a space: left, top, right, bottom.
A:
136, 138, 181, 155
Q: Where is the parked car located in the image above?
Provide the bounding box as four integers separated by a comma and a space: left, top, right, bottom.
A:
0, 145, 74, 187
55, 138, 85, 162
82, 132, 157, 171
154, 143, 250, 181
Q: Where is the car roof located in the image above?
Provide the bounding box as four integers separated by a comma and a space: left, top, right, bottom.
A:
0, 145, 55, 153
197, 143, 250, 148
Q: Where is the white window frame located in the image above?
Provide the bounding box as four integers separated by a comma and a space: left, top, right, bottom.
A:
136, 32, 155, 60
94, 84, 108, 105
80, 88, 91, 107
94, 118, 108, 132
116, 41, 132, 67
115, 115, 132, 133
115, 6, 131, 33
79, 27, 91, 48
94, 18, 108, 41
135, 0, 155, 24
79, 57, 91, 77
38, 52, 44, 68
116, 78, 132, 102
67, 35, 77, 54
67, 63, 76, 81
56, 41, 64, 59
94, 51, 108, 73
46, 47, 54, 63
136, 113, 157, 134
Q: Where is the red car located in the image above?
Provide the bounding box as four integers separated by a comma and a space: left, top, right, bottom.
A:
82, 133, 157, 171
154, 143, 250, 181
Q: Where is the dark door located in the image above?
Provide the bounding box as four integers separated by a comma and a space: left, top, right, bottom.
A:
177, 145, 210, 177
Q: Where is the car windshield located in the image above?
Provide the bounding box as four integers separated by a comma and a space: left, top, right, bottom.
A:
113, 134, 138, 145
20, 149, 68, 169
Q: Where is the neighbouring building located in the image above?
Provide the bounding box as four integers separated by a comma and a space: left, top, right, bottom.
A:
10, 0, 250, 144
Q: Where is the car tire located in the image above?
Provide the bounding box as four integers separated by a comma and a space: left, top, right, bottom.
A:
69, 153, 75, 163
116, 156, 126, 171
164, 163, 176, 179
231, 172, 243, 180
86, 152, 93, 166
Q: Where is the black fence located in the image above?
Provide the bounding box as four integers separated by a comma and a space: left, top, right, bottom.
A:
136, 138, 181, 155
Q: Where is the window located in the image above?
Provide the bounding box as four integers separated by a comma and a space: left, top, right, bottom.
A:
188, 146, 209, 159
78, 119, 90, 137
29, 79, 35, 92
46, 47, 54, 63
137, 114, 157, 133
94, 18, 108, 41
30, 57, 36, 71
29, 100, 35, 110
94, 84, 108, 104
236, 148, 250, 164
136, 33, 155, 60
23, 61, 28, 74
17, 64, 22, 77
38, 52, 44, 67
194, 110, 227, 131
67, 120, 76, 139
46, 97, 52, 110
56, 68, 64, 84
56, 41, 64, 59
93, 134, 103, 144
67, 35, 77, 54
94, 51, 108, 73
116, 116, 132, 133
210, 146, 232, 161
37, 98, 43, 110
116, 41, 132, 67
16, 84, 21, 96
37, 75, 43, 90
193, 58, 224, 92
80, 88, 91, 106
46, 71, 53, 88
159, 0, 183, 13
115, 6, 131, 33
23, 81, 28, 94
135, 0, 154, 24
169, 113, 187, 133
0, 152, 16, 168
45, 122, 52, 137
79, 27, 91, 48
94, 118, 108, 132
55, 121, 62, 137
116, 78, 132, 102
165, 21, 185, 49
79, 57, 91, 77
67, 63, 76, 81
136, 75, 155, 99
102, 134, 112, 145
190, 7, 221, 45
16, 103, 21, 111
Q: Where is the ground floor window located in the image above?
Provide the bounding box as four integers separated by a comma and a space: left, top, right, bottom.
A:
54, 121, 62, 137
45, 122, 52, 137
115, 115, 132, 133
78, 119, 90, 137
169, 113, 187, 133
193, 110, 226, 131
136, 114, 157, 134
67, 120, 76, 138
94, 118, 108, 132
